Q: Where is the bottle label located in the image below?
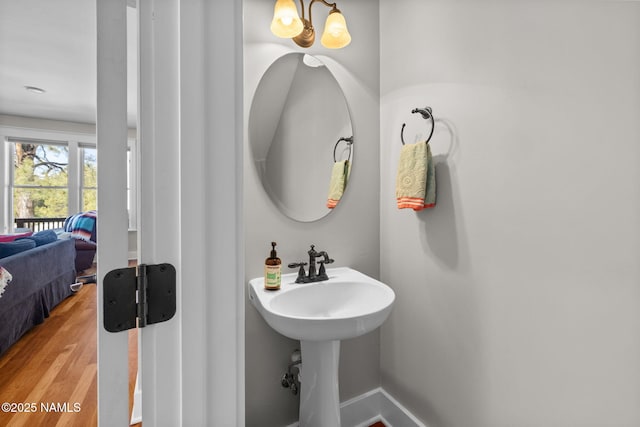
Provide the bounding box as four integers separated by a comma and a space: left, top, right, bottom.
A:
264, 265, 281, 289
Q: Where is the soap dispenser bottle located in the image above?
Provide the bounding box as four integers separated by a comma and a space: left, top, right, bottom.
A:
264, 242, 282, 290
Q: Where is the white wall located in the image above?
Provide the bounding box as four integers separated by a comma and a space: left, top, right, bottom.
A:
243, 0, 380, 425
380, 1, 640, 426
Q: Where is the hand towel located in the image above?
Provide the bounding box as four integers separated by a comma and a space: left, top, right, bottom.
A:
424, 144, 436, 208
396, 142, 436, 210
327, 160, 350, 209
0, 267, 13, 299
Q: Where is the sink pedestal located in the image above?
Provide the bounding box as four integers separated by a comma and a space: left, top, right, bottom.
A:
299, 340, 341, 427
248, 268, 396, 426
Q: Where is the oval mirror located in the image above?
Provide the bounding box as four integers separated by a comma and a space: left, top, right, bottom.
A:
249, 53, 353, 222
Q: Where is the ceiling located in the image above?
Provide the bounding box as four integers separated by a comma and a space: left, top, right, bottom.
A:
0, 0, 137, 127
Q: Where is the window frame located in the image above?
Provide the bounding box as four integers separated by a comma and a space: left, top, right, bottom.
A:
0, 126, 137, 233
79, 143, 98, 212
9, 139, 71, 222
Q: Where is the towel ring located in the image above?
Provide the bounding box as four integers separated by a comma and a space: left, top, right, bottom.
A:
333, 136, 354, 162
401, 107, 435, 145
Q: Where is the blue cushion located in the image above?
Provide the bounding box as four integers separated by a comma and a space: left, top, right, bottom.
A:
18, 230, 58, 247
0, 239, 37, 259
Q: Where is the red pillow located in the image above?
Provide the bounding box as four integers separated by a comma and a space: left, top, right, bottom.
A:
0, 232, 33, 242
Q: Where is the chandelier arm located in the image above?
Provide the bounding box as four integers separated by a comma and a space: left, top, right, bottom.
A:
308, 0, 338, 27
299, 0, 306, 21
312, 0, 337, 9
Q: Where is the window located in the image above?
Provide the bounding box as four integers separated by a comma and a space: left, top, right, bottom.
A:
81, 146, 97, 212
1, 128, 137, 233
12, 141, 69, 220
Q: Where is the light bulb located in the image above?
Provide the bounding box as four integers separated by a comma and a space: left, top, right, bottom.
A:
320, 10, 351, 49
270, 0, 304, 39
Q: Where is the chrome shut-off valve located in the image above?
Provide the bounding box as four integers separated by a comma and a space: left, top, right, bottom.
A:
281, 349, 301, 396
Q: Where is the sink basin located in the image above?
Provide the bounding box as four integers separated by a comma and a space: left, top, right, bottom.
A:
248, 266, 395, 341
248, 267, 395, 427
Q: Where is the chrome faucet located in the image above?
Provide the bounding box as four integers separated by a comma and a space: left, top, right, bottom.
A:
288, 244, 334, 283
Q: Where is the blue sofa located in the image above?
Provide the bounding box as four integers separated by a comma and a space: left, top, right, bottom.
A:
0, 238, 76, 356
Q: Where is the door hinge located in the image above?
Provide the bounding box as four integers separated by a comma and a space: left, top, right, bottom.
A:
104, 263, 176, 332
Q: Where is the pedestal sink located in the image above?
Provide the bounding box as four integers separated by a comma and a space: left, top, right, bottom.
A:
248, 267, 395, 427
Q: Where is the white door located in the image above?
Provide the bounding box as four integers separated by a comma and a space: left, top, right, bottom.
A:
96, 0, 181, 425
96, 0, 133, 425
136, 0, 182, 425
96, 0, 199, 425
96, 0, 181, 427
97, 0, 244, 425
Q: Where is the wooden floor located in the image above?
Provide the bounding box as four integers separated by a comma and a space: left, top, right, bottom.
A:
0, 277, 139, 427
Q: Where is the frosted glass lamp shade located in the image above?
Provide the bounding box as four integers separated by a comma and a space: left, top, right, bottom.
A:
320, 10, 351, 49
271, 0, 304, 38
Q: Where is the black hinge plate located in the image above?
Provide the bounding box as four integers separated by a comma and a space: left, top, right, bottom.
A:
103, 263, 176, 332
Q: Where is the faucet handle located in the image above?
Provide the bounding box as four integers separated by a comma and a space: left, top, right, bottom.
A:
288, 262, 308, 283
317, 261, 331, 280
287, 262, 307, 268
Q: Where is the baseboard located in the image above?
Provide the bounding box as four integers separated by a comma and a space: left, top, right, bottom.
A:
130, 374, 142, 425
286, 387, 426, 427
342, 387, 426, 427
